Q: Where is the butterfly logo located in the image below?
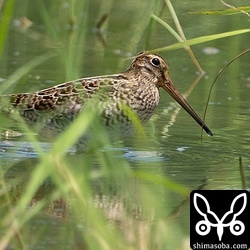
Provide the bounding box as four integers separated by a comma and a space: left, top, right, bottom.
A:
193, 193, 247, 241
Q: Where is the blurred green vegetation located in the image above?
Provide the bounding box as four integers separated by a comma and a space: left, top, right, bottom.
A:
0, 0, 249, 249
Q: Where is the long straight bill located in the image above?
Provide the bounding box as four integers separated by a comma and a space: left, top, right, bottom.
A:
162, 79, 213, 136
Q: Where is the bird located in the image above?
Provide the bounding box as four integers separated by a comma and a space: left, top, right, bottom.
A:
0, 52, 212, 151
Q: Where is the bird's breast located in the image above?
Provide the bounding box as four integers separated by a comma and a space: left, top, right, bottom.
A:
105, 84, 160, 124
131, 86, 160, 123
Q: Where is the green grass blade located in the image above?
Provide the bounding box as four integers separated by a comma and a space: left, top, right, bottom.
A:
188, 6, 250, 15
0, 0, 16, 58
150, 29, 250, 53
51, 104, 97, 156
133, 170, 190, 196
151, 14, 183, 42
0, 51, 56, 93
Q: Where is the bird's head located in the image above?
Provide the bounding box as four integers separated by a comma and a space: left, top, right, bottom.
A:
128, 52, 213, 136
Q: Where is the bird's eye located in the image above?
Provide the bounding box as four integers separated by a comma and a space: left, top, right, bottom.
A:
151, 58, 160, 66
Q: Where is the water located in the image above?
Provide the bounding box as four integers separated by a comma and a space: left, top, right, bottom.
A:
0, 0, 250, 249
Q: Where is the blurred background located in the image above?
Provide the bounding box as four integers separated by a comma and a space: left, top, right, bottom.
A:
0, 0, 249, 249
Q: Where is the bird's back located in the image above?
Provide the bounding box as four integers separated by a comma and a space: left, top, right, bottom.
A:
0, 72, 159, 136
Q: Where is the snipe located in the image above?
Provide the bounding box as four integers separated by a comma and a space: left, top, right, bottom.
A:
1, 52, 212, 150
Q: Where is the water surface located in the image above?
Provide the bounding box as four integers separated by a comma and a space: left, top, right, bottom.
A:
0, 0, 249, 249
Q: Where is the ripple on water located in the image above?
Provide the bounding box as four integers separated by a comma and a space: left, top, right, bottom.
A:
0, 140, 167, 164
102, 145, 168, 163
0, 140, 51, 159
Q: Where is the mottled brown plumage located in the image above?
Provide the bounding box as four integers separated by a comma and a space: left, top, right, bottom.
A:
1, 52, 212, 150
